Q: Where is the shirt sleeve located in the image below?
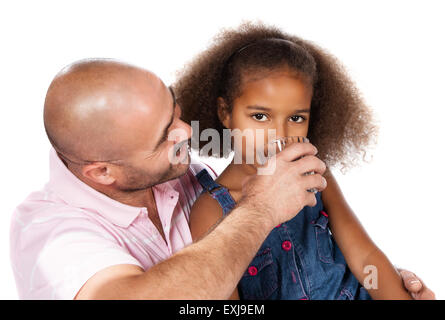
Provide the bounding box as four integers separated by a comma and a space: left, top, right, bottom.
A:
12, 211, 143, 300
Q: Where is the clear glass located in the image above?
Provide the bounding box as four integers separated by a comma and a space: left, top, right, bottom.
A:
260, 136, 317, 193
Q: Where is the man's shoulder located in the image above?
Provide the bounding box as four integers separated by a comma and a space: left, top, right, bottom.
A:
10, 190, 138, 300
10, 190, 99, 242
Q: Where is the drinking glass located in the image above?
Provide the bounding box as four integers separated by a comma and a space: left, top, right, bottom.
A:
258, 136, 317, 193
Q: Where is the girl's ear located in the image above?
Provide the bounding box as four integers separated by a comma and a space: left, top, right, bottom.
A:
217, 97, 231, 129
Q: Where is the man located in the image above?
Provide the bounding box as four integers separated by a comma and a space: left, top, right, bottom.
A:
10, 59, 434, 299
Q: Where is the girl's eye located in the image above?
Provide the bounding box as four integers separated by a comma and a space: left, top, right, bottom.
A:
290, 115, 305, 123
252, 113, 268, 122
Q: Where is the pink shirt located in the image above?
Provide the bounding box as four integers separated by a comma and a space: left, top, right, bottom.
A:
10, 148, 216, 299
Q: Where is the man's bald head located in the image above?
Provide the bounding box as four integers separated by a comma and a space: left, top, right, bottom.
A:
44, 59, 168, 163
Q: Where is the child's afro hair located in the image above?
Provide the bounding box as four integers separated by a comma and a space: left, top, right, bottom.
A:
174, 22, 378, 170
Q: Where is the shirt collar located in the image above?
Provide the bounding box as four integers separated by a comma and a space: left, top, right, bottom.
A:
46, 148, 179, 228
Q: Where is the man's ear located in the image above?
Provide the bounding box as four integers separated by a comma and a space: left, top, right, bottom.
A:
217, 97, 231, 129
81, 163, 116, 186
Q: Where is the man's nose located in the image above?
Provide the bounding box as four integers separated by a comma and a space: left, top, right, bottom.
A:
177, 119, 192, 140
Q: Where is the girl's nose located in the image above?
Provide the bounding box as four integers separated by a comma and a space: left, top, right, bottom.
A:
274, 123, 288, 140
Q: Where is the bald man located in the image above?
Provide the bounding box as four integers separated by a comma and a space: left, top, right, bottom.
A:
10, 59, 434, 300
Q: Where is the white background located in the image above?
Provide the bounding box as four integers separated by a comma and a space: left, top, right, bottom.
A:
1, 0, 444, 299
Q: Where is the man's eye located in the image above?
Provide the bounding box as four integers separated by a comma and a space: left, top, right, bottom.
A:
252, 113, 268, 122
290, 115, 305, 123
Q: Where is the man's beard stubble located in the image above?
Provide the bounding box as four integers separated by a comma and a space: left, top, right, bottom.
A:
116, 153, 190, 193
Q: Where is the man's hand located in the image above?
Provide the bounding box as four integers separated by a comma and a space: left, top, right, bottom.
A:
239, 141, 327, 229
399, 269, 436, 300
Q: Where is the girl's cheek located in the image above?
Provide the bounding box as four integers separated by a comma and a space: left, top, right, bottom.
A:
287, 120, 310, 137
288, 128, 309, 138
232, 113, 252, 130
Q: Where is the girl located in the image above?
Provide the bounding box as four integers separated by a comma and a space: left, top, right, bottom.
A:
174, 22, 412, 300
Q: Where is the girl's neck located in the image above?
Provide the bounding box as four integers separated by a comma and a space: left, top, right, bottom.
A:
216, 160, 258, 198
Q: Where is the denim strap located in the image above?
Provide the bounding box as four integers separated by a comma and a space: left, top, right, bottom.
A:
195, 169, 236, 216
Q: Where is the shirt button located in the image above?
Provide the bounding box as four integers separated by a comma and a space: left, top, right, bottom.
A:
248, 266, 258, 276
282, 240, 292, 251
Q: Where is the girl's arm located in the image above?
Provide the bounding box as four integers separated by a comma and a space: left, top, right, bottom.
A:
189, 192, 240, 300
322, 169, 412, 300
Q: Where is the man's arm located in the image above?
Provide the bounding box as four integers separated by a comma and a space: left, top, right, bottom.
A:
75, 142, 327, 299
76, 204, 271, 299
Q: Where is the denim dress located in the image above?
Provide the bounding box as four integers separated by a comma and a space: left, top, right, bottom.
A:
196, 169, 372, 300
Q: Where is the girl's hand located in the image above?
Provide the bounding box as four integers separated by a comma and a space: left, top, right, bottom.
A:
399, 269, 436, 300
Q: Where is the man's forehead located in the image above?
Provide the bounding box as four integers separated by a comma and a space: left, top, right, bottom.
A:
120, 78, 174, 153
152, 85, 176, 145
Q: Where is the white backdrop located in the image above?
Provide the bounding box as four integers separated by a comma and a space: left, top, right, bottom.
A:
1, 0, 444, 299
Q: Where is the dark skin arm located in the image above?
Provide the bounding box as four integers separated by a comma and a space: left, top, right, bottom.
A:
191, 170, 432, 300
322, 169, 412, 299
189, 192, 240, 300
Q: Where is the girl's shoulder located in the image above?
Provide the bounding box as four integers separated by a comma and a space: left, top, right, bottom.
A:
190, 165, 244, 241
214, 165, 245, 201
189, 190, 225, 241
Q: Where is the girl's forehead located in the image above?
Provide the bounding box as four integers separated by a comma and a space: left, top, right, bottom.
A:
236, 74, 312, 109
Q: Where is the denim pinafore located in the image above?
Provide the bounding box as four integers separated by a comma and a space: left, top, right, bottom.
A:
196, 169, 372, 300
